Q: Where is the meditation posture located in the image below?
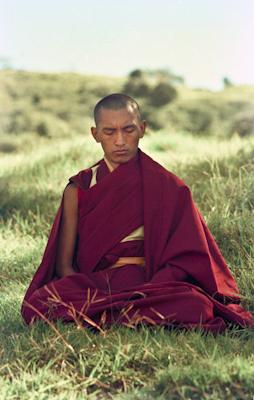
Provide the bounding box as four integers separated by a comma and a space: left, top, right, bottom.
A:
21, 94, 253, 333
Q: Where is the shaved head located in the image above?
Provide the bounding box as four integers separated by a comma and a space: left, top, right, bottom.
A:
94, 93, 141, 126
91, 93, 146, 170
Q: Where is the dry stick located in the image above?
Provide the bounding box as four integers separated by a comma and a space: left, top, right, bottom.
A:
44, 285, 106, 334
79, 287, 91, 315
117, 303, 135, 327
149, 307, 166, 320
28, 283, 161, 336
99, 309, 107, 328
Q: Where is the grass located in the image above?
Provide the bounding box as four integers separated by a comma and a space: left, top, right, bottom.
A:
0, 130, 254, 399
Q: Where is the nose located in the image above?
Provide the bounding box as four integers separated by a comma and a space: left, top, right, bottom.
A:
115, 130, 125, 146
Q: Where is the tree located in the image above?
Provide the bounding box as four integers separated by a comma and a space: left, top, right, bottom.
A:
123, 69, 150, 98
223, 77, 233, 88
149, 82, 177, 107
145, 68, 185, 85
129, 69, 143, 79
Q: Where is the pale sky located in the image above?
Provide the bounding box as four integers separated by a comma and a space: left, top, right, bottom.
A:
1, 0, 254, 89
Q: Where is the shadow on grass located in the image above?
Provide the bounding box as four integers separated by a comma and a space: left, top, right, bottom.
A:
0, 176, 61, 223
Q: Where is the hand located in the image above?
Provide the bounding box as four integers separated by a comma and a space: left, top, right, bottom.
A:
56, 265, 76, 278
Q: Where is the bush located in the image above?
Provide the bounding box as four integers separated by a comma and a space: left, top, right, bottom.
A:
0, 141, 17, 153
33, 113, 69, 137
129, 69, 143, 79
185, 106, 213, 134
31, 94, 41, 105
217, 100, 250, 120
36, 121, 48, 136
223, 76, 234, 88
6, 108, 33, 134
229, 110, 254, 137
141, 106, 165, 130
168, 101, 214, 135
123, 79, 150, 98
149, 82, 177, 107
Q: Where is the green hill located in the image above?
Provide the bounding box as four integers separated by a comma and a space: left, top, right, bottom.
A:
1, 70, 254, 153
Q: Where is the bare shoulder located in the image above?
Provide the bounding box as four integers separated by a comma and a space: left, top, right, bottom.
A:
63, 183, 78, 211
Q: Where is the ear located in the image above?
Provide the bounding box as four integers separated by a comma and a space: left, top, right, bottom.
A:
91, 127, 100, 143
139, 120, 147, 138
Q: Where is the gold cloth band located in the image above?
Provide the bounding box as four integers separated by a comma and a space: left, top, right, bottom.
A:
108, 257, 145, 270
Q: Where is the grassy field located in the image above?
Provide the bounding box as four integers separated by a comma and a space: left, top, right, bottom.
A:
0, 127, 254, 399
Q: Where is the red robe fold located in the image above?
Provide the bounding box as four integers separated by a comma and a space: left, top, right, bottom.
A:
21, 149, 254, 333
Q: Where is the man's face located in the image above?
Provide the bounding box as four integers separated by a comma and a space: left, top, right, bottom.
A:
91, 105, 146, 169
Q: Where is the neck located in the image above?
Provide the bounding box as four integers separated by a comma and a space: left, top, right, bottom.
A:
104, 150, 140, 172
103, 156, 115, 172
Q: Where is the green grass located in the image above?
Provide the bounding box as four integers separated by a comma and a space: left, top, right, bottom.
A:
1, 131, 254, 399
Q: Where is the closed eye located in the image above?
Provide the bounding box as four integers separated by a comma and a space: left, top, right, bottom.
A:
124, 125, 136, 133
103, 129, 114, 135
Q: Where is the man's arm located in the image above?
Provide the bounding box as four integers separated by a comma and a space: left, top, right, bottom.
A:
55, 183, 78, 277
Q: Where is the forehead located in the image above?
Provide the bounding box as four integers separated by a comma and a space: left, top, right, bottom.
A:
97, 106, 139, 127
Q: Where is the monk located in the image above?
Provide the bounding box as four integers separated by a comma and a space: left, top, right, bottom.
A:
21, 93, 254, 333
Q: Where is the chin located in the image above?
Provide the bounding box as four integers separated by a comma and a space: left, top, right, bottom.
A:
115, 154, 132, 163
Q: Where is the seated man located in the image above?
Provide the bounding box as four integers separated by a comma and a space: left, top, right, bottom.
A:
21, 93, 254, 333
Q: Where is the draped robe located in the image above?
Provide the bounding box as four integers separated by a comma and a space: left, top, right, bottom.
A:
21, 149, 254, 333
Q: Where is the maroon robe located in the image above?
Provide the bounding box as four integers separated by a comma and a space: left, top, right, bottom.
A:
21, 149, 254, 333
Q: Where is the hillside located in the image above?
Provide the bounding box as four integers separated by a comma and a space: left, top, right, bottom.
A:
1, 70, 254, 152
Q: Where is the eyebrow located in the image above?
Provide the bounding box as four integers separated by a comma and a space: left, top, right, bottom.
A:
124, 124, 136, 129
103, 124, 136, 131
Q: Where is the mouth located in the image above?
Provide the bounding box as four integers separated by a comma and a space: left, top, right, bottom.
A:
114, 150, 128, 155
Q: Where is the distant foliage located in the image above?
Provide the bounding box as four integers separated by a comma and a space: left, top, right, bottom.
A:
141, 107, 164, 130
223, 77, 234, 88
0, 70, 120, 137
168, 101, 214, 135
122, 70, 150, 98
7, 108, 32, 134
33, 113, 69, 137
149, 82, 177, 107
144, 68, 185, 85
1, 69, 254, 138
123, 68, 178, 107
129, 69, 143, 79
0, 141, 17, 153
216, 100, 249, 120
31, 93, 41, 105
230, 110, 254, 137
183, 105, 213, 134
123, 79, 150, 98
36, 121, 48, 136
